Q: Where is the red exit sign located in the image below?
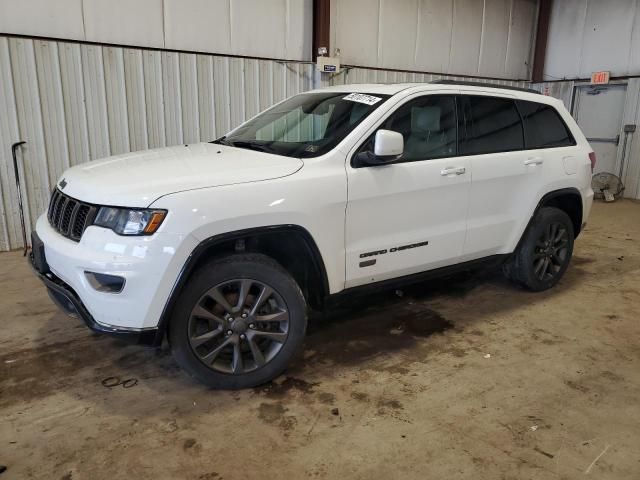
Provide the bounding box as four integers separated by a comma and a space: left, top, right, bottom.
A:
591, 71, 610, 84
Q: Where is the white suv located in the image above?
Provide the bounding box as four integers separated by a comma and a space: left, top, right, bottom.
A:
30, 82, 595, 388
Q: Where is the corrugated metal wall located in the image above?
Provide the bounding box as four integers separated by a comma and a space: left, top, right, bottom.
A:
330, 0, 539, 80
0, 36, 315, 251
544, 0, 640, 80
0, 0, 313, 62
0, 35, 527, 251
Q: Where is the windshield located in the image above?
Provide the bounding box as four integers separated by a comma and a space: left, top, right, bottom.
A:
214, 92, 390, 158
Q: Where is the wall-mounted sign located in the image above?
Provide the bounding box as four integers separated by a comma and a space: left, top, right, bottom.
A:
317, 56, 341, 74
591, 71, 610, 85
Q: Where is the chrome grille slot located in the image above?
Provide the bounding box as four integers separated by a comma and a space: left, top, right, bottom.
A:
47, 189, 97, 242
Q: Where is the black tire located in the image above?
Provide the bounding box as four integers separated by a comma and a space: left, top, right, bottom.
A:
169, 253, 307, 389
504, 207, 575, 291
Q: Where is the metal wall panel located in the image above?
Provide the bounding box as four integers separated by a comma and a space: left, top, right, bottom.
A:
179, 53, 200, 144
0, 0, 85, 41
229, 57, 246, 130
33, 41, 70, 186
8, 38, 50, 243
243, 59, 259, 121
0, 37, 21, 251
0, 0, 313, 61
142, 50, 166, 148
623, 79, 640, 199
0, 34, 528, 251
196, 55, 216, 142
83, 0, 165, 48
617, 78, 640, 199
544, 0, 640, 80
505, 0, 538, 80
81, 45, 111, 160
163, 0, 231, 54
331, 0, 538, 80
479, 0, 511, 77
0, 36, 317, 250
213, 57, 231, 137
58, 42, 90, 167
449, 0, 484, 76
378, 0, 419, 70
124, 49, 149, 152
162, 51, 184, 147
415, 0, 454, 73
103, 47, 131, 155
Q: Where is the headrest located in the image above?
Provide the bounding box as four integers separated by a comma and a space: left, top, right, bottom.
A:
411, 106, 441, 132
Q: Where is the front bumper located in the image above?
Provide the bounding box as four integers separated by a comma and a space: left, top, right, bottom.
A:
30, 230, 159, 345
33, 213, 197, 332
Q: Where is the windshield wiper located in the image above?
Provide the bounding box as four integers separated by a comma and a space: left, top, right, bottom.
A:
212, 136, 231, 146
227, 140, 274, 154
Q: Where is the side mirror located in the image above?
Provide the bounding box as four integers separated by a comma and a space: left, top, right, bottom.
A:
355, 129, 404, 167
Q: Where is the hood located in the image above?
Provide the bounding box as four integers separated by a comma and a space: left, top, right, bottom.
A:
58, 143, 303, 207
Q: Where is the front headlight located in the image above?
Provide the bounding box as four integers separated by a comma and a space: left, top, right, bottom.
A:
94, 207, 167, 235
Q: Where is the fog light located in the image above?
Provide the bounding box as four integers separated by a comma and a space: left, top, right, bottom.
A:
85, 271, 126, 293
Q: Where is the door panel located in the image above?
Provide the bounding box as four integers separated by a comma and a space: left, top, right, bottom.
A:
573, 85, 626, 174
345, 158, 470, 287
457, 94, 534, 258
345, 94, 470, 288
463, 149, 540, 259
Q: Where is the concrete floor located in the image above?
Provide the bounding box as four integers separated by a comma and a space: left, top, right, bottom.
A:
1, 200, 639, 479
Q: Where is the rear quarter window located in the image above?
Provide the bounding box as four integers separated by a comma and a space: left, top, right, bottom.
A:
516, 100, 576, 149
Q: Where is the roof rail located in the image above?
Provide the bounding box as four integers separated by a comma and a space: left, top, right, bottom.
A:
431, 79, 541, 95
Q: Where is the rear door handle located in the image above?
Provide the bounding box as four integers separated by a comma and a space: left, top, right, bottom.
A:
441, 166, 466, 176
524, 157, 544, 166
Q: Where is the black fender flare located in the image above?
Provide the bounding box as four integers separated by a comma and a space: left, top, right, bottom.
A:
151, 224, 329, 346
514, 187, 583, 254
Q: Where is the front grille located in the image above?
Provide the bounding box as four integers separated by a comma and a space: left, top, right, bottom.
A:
47, 189, 97, 242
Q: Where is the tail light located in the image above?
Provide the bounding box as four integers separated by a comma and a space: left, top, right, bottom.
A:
588, 151, 596, 173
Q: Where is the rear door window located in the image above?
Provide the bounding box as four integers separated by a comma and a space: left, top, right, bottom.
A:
516, 100, 576, 149
458, 96, 524, 155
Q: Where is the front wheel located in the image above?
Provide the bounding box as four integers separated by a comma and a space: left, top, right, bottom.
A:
169, 254, 307, 389
504, 207, 575, 291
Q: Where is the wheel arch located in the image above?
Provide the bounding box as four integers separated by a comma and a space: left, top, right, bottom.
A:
535, 188, 583, 238
512, 187, 584, 257
512, 187, 583, 253
152, 225, 330, 345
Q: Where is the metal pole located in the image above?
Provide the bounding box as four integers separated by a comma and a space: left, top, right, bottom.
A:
619, 124, 637, 181
11, 141, 27, 256
618, 133, 629, 180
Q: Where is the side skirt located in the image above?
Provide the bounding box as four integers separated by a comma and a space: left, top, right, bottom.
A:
326, 254, 509, 305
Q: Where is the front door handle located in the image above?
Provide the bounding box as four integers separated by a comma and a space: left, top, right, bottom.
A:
524, 157, 544, 166
441, 166, 466, 176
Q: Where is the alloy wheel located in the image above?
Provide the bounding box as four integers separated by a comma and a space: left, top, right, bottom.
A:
187, 279, 289, 374
532, 222, 569, 281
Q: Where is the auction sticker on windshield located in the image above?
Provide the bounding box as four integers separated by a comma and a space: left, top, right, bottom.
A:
343, 93, 382, 105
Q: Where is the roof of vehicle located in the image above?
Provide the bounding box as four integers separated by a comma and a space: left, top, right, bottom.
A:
307, 82, 552, 104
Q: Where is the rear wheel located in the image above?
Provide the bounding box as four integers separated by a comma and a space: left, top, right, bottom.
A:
169, 254, 307, 389
504, 207, 574, 291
